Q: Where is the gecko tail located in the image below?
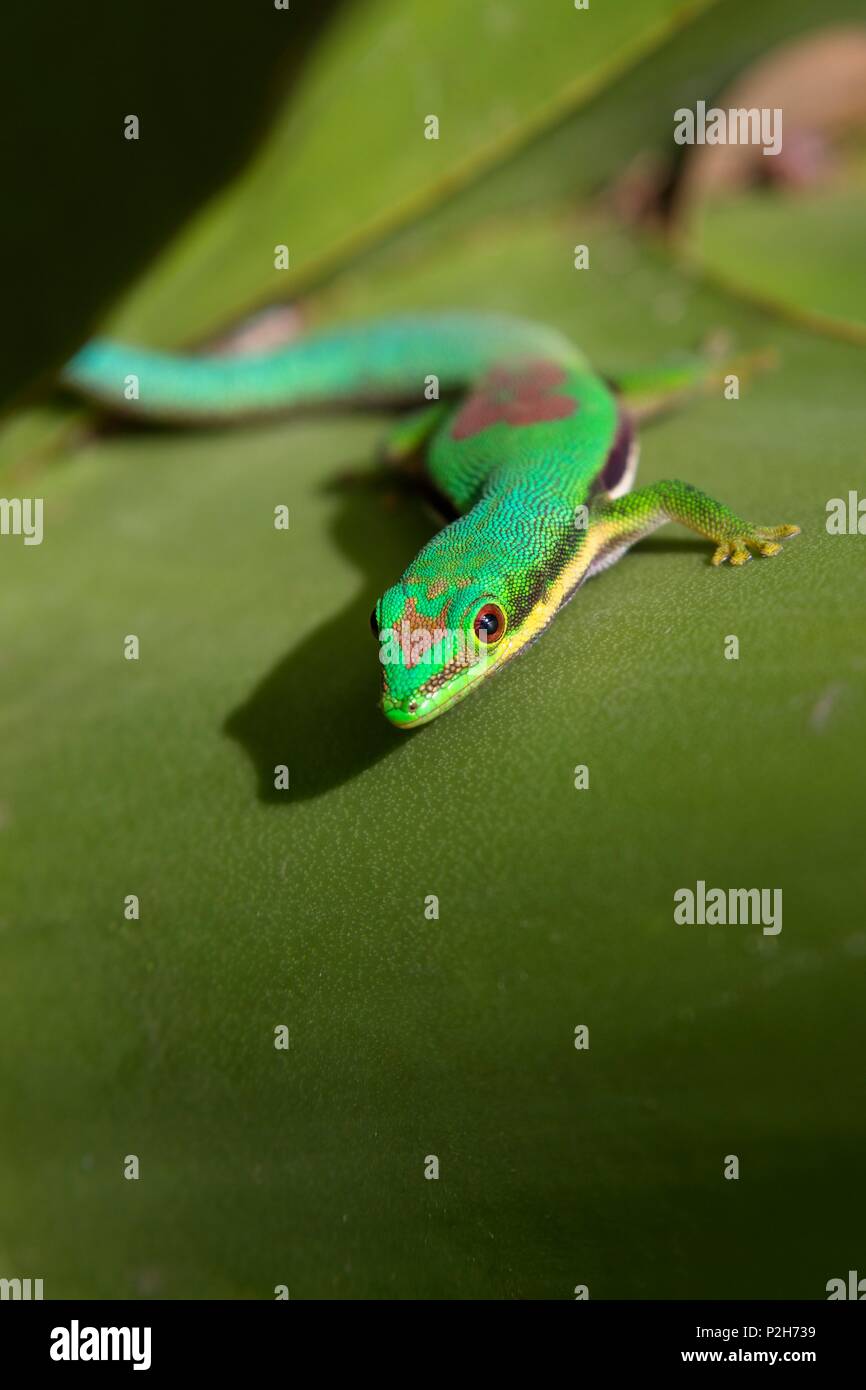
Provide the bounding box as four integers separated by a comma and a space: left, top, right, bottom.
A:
62, 313, 580, 425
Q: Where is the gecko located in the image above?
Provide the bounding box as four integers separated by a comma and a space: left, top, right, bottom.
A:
64, 313, 800, 729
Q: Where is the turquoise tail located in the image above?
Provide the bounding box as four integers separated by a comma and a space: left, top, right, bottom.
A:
62, 313, 581, 422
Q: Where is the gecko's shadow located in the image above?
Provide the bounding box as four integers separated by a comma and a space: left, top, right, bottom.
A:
224, 467, 435, 804
639, 537, 709, 557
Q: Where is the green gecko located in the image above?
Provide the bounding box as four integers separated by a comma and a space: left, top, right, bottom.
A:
64, 313, 800, 729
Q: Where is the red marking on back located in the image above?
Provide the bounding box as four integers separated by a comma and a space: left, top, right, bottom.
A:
451, 361, 577, 441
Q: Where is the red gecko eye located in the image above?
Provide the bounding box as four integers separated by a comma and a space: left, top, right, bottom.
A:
473, 602, 506, 645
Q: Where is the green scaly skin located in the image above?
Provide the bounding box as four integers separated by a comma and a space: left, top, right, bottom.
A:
63, 313, 800, 729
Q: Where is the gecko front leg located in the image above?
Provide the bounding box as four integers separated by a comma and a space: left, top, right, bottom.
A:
590, 479, 800, 567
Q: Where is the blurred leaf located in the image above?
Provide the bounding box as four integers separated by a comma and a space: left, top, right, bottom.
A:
350, 0, 866, 261
2, 208, 864, 1297
1, 0, 345, 404
674, 24, 866, 339
102, 0, 717, 344
12, 0, 866, 481
681, 148, 866, 341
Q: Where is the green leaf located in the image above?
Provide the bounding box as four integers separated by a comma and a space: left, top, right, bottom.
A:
682, 150, 866, 341
671, 21, 866, 341
2, 210, 864, 1297
102, 0, 717, 345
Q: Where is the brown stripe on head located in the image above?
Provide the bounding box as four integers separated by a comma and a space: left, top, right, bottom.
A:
392, 595, 450, 669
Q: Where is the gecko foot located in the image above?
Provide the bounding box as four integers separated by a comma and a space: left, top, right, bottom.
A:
711, 523, 800, 567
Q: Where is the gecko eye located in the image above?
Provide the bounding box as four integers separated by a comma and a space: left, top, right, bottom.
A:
369, 607, 379, 637
472, 602, 506, 645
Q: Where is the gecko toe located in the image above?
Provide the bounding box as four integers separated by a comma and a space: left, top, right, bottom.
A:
713, 520, 801, 567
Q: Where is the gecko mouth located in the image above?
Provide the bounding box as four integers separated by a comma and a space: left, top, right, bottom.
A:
381, 694, 438, 729
382, 669, 476, 728
381, 647, 501, 729
382, 682, 475, 729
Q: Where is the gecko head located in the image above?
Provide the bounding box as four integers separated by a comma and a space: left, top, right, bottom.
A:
371, 577, 512, 730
